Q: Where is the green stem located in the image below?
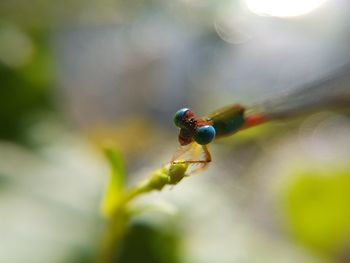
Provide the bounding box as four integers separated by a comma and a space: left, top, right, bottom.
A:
98, 162, 189, 263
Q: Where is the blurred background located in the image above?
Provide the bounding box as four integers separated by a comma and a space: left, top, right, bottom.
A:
0, 0, 350, 262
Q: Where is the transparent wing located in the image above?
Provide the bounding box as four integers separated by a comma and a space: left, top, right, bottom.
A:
251, 63, 350, 120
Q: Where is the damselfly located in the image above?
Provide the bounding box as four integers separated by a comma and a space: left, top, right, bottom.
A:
171, 64, 350, 172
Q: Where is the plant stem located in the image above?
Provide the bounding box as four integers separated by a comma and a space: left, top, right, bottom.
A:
98, 162, 188, 263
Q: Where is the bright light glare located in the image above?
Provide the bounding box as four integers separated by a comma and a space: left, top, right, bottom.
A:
245, 0, 327, 17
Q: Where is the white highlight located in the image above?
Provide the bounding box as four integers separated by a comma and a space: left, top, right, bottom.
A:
245, 0, 327, 17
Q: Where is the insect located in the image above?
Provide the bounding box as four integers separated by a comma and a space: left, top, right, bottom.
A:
171, 105, 267, 171
171, 63, 350, 172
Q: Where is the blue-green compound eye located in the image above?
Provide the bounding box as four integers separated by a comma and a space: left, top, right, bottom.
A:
194, 125, 216, 145
174, 108, 189, 128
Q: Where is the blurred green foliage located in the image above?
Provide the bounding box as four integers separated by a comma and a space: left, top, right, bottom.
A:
281, 168, 350, 260
116, 221, 181, 263
0, 23, 55, 142
99, 145, 188, 263
101, 145, 126, 217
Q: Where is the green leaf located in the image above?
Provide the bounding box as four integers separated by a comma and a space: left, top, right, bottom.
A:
280, 168, 350, 258
101, 144, 126, 218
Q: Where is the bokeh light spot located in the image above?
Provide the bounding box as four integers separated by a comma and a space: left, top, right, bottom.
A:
245, 0, 327, 18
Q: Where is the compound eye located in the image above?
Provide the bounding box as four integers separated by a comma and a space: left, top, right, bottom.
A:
193, 125, 216, 145
173, 108, 189, 128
